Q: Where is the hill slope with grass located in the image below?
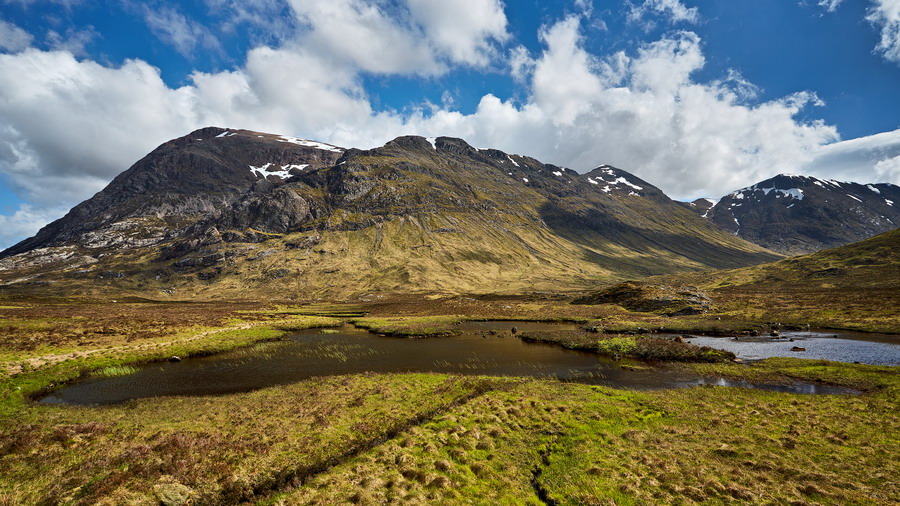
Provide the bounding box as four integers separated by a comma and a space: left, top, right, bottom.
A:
0, 130, 779, 298
693, 228, 900, 332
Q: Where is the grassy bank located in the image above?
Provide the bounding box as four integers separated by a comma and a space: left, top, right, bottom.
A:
519, 330, 736, 362
0, 374, 500, 504
349, 316, 466, 337
2, 361, 896, 505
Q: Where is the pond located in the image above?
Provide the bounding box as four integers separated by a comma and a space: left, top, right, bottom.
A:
679, 330, 899, 365
40, 322, 869, 405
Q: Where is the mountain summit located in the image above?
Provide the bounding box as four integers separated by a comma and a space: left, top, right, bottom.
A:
0, 128, 778, 297
0, 127, 344, 259
704, 174, 900, 255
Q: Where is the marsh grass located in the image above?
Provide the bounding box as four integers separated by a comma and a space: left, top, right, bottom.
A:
0, 374, 499, 505
350, 316, 466, 337
520, 330, 735, 362
92, 365, 138, 378
276, 364, 898, 504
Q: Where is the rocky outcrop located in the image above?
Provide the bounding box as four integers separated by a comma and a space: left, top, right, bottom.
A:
572, 281, 713, 316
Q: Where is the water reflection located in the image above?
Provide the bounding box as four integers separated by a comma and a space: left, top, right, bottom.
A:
41, 322, 868, 405
679, 331, 899, 365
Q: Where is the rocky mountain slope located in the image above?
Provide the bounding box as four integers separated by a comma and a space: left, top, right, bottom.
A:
0, 129, 779, 298
0, 127, 344, 259
704, 174, 900, 255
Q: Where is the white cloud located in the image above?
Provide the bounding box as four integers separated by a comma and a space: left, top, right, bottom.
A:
868, 0, 900, 63
0, 18, 33, 52
287, 0, 444, 75
405, 0, 509, 66
0, 49, 197, 205
818, 0, 844, 13
45, 25, 97, 57
204, 0, 295, 43
401, 19, 838, 201
143, 5, 221, 58
803, 128, 900, 184
0, 203, 68, 249
508, 45, 534, 82
628, 0, 700, 27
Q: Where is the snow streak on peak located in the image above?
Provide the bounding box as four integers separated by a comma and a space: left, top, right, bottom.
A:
277, 136, 344, 153
585, 167, 644, 196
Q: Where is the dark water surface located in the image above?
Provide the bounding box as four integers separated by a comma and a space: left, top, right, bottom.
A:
41, 322, 865, 405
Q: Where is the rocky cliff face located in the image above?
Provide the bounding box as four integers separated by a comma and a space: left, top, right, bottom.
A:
705, 174, 900, 255
0, 130, 780, 298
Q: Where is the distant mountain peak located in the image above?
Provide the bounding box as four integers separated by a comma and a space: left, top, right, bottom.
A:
705, 173, 900, 255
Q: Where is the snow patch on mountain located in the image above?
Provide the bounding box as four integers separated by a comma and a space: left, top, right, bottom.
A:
730, 185, 804, 201
250, 163, 302, 179
277, 136, 344, 153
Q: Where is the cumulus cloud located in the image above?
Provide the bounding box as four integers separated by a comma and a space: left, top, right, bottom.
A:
0, 18, 33, 52
399, 18, 841, 200
0, 50, 197, 205
287, 0, 445, 75
508, 45, 535, 82
867, 0, 900, 63
405, 0, 509, 66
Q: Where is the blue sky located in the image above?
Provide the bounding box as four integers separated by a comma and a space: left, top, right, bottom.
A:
1, 0, 899, 249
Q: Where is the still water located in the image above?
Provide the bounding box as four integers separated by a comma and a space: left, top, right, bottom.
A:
680, 331, 899, 365
40, 322, 880, 404
41, 322, 869, 405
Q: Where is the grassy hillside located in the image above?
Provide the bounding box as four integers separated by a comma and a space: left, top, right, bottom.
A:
681, 228, 900, 332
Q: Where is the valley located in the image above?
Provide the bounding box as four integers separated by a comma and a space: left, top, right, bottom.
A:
0, 130, 897, 504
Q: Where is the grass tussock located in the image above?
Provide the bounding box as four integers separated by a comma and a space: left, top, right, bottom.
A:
92, 365, 138, 378
275, 362, 898, 504
0, 374, 500, 505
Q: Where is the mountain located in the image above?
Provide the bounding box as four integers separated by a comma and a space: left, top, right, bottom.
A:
704, 174, 900, 255
0, 127, 344, 259
681, 198, 717, 217
0, 129, 779, 298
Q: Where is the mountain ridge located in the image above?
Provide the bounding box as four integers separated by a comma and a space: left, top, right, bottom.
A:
0, 128, 780, 298
698, 174, 899, 255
